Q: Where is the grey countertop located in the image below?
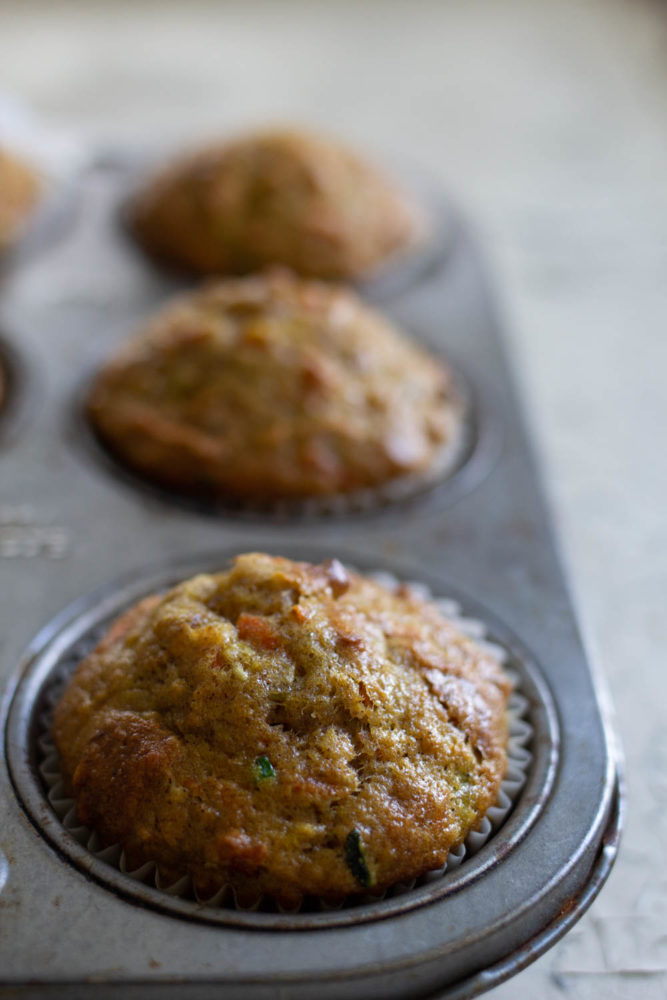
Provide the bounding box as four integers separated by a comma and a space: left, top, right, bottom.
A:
1, 1, 666, 997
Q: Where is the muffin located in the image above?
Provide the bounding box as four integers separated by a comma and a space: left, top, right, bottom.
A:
0, 148, 40, 253
130, 127, 417, 280
86, 271, 463, 505
53, 553, 511, 907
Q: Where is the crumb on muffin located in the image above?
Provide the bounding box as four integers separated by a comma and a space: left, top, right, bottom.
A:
86, 270, 463, 503
54, 553, 511, 908
130, 127, 418, 280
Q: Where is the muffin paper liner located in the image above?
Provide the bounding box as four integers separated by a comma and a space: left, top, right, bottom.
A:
37, 572, 532, 914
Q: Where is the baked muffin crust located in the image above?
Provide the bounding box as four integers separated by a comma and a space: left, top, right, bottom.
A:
54, 553, 511, 907
87, 271, 462, 502
0, 148, 40, 252
131, 127, 417, 280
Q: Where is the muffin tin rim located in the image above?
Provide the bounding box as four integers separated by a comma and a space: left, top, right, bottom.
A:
4, 545, 559, 932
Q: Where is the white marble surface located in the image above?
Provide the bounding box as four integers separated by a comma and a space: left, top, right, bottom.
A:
1, 0, 666, 996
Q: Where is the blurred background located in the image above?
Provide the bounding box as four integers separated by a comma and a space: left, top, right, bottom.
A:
1, 1, 666, 997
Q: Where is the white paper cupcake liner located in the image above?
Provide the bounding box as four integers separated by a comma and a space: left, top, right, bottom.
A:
37, 572, 532, 914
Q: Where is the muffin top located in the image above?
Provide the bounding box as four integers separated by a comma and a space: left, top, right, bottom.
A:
87, 271, 462, 503
54, 553, 511, 907
0, 148, 40, 252
130, 127, 417, 280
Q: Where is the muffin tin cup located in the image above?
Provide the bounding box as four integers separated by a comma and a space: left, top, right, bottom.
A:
115, 151, 457, 304
8, 555, 549, 931
37, 681, 531, 915
72, 360, 499, 523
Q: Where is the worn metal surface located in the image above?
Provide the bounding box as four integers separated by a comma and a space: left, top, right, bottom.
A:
0, 163, 620, 997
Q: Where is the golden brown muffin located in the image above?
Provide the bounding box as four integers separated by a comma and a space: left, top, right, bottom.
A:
130, 127, 417, 280
54, 553, 511, 908
86, 271, 463, 503
0, 148, 40, 252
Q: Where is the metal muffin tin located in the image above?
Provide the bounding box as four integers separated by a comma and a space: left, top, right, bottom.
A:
0, 156, 621, 999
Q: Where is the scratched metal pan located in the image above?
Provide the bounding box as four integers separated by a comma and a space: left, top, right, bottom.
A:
0, 159, 621, 1000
